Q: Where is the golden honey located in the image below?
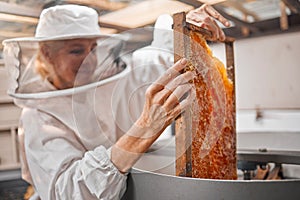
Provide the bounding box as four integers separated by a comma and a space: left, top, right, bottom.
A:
188, 32, 237, 179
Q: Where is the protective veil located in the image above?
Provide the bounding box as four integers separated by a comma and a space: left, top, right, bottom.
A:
3, 15, 174, 200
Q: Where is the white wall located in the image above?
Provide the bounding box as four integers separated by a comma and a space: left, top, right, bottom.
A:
210, 32, 300, 110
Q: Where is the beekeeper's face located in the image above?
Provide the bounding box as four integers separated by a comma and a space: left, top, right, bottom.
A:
41, 38, 98, 89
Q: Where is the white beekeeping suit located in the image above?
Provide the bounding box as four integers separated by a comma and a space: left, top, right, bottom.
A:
3, 7, 130, 199
2, 5, 175, 200
129, 14, 174, 139
132, 14, 174, 80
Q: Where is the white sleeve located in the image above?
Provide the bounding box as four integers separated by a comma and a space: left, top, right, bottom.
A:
21, 108, 127, 200
54, 146, 127, 200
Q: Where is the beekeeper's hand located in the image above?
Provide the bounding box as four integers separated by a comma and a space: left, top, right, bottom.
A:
186, 4, 230, 41
111, 58, 196, 173
136, 58, 194, 135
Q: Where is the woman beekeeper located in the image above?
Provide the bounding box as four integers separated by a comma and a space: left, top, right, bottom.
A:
3, 4, 230, 200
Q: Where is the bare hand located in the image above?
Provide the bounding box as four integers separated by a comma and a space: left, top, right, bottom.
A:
135, 58, 195, 138
186, 4, 230, 41
112, 59, 196, 172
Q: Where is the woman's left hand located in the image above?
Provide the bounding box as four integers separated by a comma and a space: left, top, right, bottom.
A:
186, 4, 230, 41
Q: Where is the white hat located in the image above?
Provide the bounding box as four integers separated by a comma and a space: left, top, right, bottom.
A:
3, 4, 109, 44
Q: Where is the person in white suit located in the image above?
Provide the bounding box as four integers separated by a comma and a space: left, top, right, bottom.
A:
3, 4, 229, 200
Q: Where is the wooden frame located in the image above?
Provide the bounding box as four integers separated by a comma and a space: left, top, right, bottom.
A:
173, 12, 236, 178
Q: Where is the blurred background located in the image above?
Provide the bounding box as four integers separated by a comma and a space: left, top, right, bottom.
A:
0, 0, 299, 199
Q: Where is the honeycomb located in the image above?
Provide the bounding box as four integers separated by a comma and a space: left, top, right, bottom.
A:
187, 32, 237, 179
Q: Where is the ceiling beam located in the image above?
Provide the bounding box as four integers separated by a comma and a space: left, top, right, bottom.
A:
99, 0, 193, 30
280, 0, 289, 30
178, 0, 202, 7
197, 0, 226, 5
99, 27, 118, 34
0, 2, 40, 18
282, 0, 300, 14
0, 13, 38, 24
63, 0, 128, 11
221, 1, 260, 21
212, 5, 261, 32
224, 13, 300, 39
0, 30, 33, 38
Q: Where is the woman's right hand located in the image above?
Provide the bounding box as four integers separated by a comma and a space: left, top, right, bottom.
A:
134, 58, 195, 139
111, 58, 196, 173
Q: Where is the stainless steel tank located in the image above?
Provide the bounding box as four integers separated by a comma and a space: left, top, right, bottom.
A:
121, 137, 300, 200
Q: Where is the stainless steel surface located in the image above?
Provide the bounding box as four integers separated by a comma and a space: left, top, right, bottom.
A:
122, 168, 300, 200
122, 137, 300, 200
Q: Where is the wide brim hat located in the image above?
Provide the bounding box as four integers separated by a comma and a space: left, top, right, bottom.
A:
3, 4, 111, 44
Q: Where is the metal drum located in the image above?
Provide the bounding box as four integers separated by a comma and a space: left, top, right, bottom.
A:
122, 137, 300, 200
